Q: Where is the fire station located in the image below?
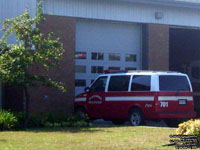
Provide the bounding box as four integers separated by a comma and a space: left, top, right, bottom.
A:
1, 0, 200, 115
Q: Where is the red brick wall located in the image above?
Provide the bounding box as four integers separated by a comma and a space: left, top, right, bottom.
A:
28, 15, 75, 115
147, 24, 169, 70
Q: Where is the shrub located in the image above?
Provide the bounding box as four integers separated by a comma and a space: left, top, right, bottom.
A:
42, 113, 91, 128
64, 114, 90, 127
44, 122, 54, 127
14, 112, 25, 128
176, 119, 200, 141
41, 112, 66, 124
0, 110, 18, 130
14, 112, 41, 128
28, 114, 41, 127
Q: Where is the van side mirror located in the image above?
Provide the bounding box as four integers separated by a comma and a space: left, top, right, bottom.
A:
84, 87, 90, 92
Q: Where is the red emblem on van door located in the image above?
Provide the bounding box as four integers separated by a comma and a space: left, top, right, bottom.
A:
89, 95, 103, 104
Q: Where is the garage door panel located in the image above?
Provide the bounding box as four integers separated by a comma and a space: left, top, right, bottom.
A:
75, 20, 141, 96
76, 21, 141, 51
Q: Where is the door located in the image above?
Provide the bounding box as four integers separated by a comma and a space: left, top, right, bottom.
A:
104, 75, 155, 119
75, 20, 142, 96
130, 75, 155, 118
87, 76, 108, 118
104, 75, 131, 119
157, 75, 194, 113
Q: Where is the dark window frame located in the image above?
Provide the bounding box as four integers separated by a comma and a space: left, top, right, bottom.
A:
75, 52, 87, 59
108, 67, 121, 71
125, 54, 137, 62
131, 75, 151, 92
90, 76, 108, 92
109, 53, 120, 61
75, 79, 86, 87
108, 75, 131, 92
159, 75, 191, 92
91, 52, 104, 60
91, 66, 104, 74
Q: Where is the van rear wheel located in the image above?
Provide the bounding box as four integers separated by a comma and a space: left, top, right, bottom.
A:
129, 108, 144, 126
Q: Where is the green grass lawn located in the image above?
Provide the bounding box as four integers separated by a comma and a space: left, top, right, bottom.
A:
0, 126, 178, 150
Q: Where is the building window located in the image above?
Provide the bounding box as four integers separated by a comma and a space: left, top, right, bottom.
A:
91, 66, 104, 74
75, 65, 86, 73
108, 76, 130, 92
91, 53, 104, 60
75, 80, 86, 87
131, 75, 151, 91
125, 67, 136, 71
109, 53, 120, 61
126, 54, 136, 62
108, 67, 120, 71
75, 52, 86, 59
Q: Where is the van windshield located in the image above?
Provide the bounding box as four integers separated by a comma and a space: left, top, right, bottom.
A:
159, 75, 191, 92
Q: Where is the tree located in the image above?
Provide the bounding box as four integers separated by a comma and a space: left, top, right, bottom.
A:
0, 3, 66, 126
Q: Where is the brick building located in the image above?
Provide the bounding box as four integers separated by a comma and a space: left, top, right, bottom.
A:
1, 0, 200, 115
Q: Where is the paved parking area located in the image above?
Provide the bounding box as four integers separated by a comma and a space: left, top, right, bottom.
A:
93, 119, 170, 128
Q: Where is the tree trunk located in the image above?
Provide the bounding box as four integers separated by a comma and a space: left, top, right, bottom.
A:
24, 86, 30, 127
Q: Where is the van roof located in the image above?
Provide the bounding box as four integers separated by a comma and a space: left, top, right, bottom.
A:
103, 70, 186, 76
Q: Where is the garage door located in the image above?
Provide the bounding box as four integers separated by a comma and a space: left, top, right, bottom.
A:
75, 20, 142, 96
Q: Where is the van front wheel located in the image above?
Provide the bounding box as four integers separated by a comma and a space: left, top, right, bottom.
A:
75, 107, 87, 119
129, 108, 144, 126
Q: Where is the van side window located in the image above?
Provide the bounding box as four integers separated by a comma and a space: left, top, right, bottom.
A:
108, 76, 130, 92
131, 75, 151, 91
159, 75, 191, 91
90, 76, 108, 92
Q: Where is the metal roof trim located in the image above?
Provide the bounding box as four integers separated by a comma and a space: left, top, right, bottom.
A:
114, 0, 200, 9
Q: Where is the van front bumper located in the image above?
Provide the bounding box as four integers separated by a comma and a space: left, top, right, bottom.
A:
156, 111, 196, 119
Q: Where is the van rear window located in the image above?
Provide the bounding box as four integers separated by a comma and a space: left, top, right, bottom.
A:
159, 75, 191, 91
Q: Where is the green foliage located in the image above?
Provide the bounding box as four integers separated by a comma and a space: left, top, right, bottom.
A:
0, 2, 66, 91
42, 112, 91, 127
42, 112, 90, 127
0, 110, 18, 130
64, 114, 90, 127
41, 112, 67, 124
15, 112, 41, 128
14, 111, 91, 128
176, 119, 200, 141
0, 111, 91, 130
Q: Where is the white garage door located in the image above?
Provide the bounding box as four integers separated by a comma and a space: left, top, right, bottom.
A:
75, 20, 142, 96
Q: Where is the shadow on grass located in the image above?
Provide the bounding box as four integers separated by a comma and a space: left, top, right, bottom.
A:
20, 126, 113, 133
0, 139, 7, 143
1, 120, 173, 133
16, 124, 133, 133
92, 120, 174, 129
16, 120, 174, 133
